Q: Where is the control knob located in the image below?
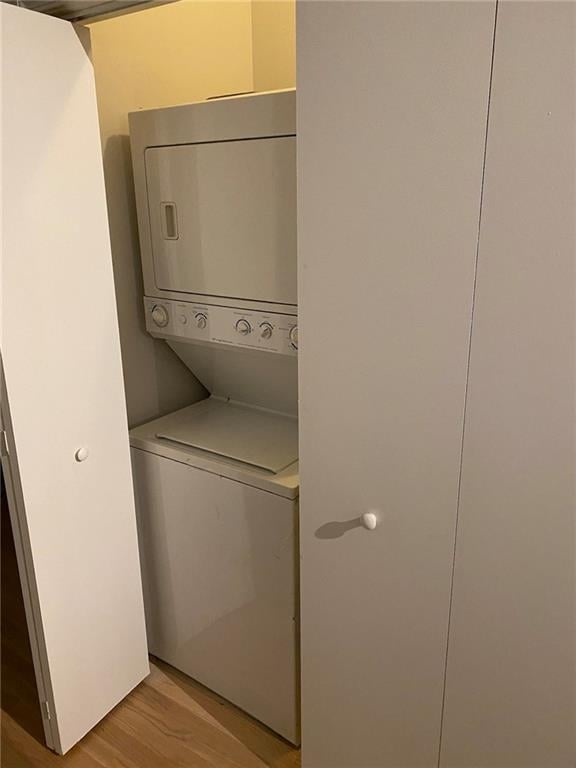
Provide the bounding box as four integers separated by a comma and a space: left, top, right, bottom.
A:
289, 325, 298, 349
260, 322, 273, 340
151, 305, 169, 328
195, 313, 207, 329
235, 319, 252, 336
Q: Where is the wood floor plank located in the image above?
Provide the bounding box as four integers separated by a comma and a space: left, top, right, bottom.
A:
108, 682, 264, 768
152, 660, 300, 768
80, 731, 143, 768
1, 731, 37, 768
145, 663, 233, 734
1, 713, 102, 768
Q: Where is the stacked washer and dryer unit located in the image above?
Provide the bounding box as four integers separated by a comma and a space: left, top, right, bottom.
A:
128, 91, 299, 743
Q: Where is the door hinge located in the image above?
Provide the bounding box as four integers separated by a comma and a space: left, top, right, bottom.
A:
0, 430, 9, 458
42, 700, 51, 721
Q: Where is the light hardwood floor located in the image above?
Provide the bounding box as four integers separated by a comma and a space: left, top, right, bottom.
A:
1, 477, 300, 768
1, 660, 300, 768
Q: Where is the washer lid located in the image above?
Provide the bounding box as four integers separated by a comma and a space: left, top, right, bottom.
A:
155, 397, 297, 474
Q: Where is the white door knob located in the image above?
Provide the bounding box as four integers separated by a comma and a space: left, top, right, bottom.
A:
361, 511, 378, 530
75, 447, 89, 462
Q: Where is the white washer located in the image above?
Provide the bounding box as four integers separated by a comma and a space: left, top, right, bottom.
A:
130, 399, 299, 744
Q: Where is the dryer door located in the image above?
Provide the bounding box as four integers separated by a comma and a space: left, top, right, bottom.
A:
145, 136, 297, 304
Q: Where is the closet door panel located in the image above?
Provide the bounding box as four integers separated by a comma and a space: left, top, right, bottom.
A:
297, 2, 496, 765
440, 3, 575, 766
1, 4, 149, 754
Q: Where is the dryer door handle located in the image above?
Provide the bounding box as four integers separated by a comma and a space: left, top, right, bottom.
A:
160, 201, 179, 240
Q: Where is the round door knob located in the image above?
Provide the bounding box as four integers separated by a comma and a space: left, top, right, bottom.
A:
195, 313, 207, 329
289, 325, 298, 349
75, 447, 89, 463
151, 305, 169, 328
236, 319, 252, 336
361, 511, 378, 531
260, 322, 273, 340
179, 314, 187, 325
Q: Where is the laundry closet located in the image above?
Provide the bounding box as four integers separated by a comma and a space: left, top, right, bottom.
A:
1, 2, 574, 767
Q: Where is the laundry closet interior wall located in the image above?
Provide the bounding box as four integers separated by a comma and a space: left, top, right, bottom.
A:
88, 0, 296, 427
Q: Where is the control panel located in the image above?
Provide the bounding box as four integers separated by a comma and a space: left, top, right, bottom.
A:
144, 298, 298, 356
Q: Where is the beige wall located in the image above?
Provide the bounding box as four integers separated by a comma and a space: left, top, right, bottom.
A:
89, 0, 294, 427
251, 1, 295, 92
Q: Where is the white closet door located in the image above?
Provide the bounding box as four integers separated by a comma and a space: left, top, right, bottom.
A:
297, 2, 496, 766
440, 4, 575, 766
0, 4, 149, 754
